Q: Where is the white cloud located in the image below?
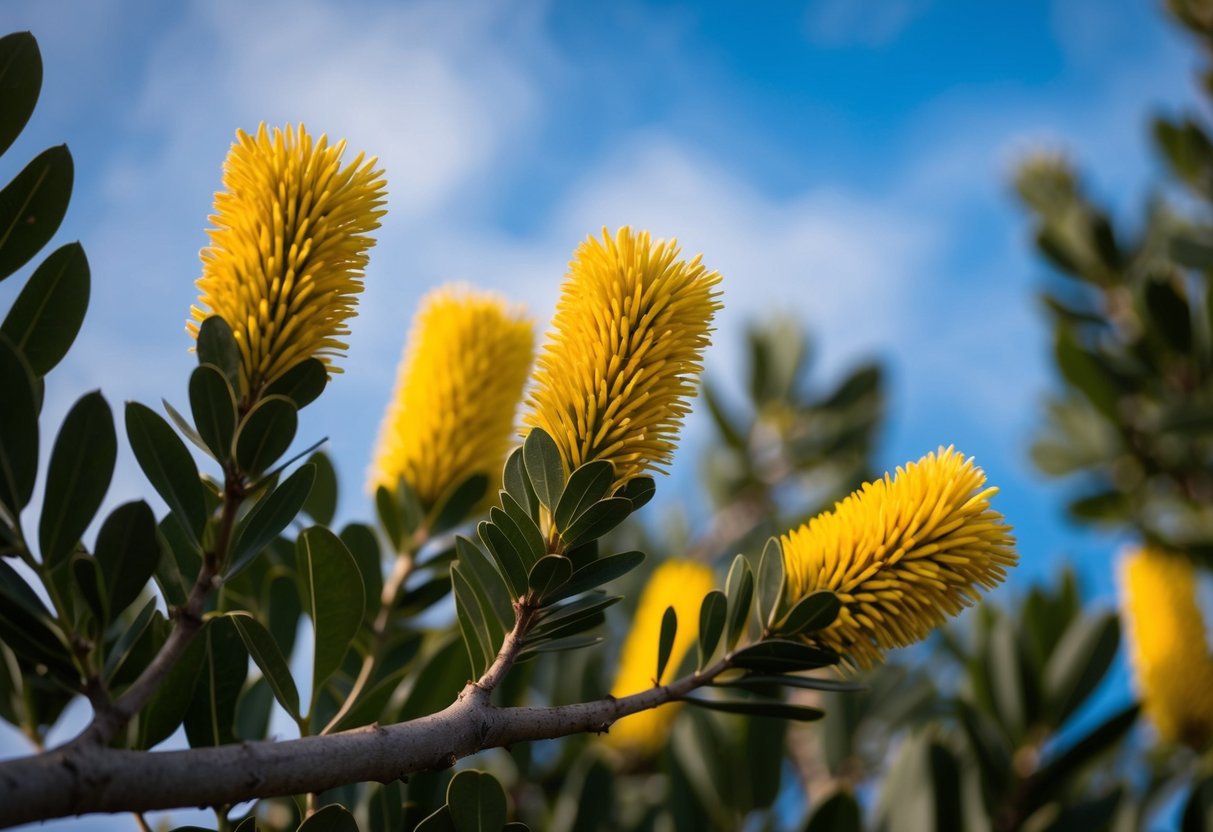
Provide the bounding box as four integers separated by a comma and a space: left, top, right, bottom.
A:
804, 0, 932, 47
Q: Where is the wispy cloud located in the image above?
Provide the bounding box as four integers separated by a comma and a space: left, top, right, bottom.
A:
803, 0, 932, 47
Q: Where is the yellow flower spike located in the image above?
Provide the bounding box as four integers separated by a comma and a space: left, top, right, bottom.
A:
605, 559, 716, 758
368, 284, 534, 509
780, 447, 1017, 668
1119, 547, 1213, 750
524, 227, 722, 484
188, 123, 388, 395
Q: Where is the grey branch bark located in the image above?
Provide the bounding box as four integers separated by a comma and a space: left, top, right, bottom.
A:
0, 663, 720, 828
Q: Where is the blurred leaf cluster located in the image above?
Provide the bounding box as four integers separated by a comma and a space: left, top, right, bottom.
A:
1019, 2, 1213, 558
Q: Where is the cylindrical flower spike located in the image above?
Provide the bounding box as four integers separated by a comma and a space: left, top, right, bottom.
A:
189, 123, 388, 395
605, 559, 717, 758
1119, 547, 1213, 750
524, 227, 722, 484
780, 447, 1017, 668
368, 284, 534, 509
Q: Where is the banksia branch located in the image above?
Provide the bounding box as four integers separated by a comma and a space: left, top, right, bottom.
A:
369, 284, 534, 508
1119, 547, 1213, 750
604, 559, 717, 758
780, 447, 1017, 668
525, 227, 722, 484
189, 123, 387, 394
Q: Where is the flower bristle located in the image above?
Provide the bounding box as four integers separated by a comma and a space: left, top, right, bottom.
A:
604, 559, 716, 757
189, 123, 387, 394
780, 447, 1017, 668
524, 226, 722, 484
368, 284, 534, 508
1119, 547, 1213, 750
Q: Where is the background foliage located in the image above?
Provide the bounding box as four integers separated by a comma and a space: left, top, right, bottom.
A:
2, 1, 1213, 830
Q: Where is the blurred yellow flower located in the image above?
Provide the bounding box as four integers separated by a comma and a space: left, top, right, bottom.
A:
605, 559, 716, 758
189, 123, 387, 394
1119, 547, 1213, 750
368, 284, 534, 508
781, 447, 1017, 668
524, 227, 721, 484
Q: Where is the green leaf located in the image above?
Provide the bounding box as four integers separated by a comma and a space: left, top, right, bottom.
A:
0, 144, 72, 283
101, 596, 158, 682
545, 550, 645, 603
1054, 328, 1119, 421
302, 451, 338, 526
235, 394, 298, 476
296, 527, 365, 704
730, 639, 838, 673
657, 606, 677, 682
531, 593, 620, 639
431, 473, 488, 533
0, 333, 38, 515
456, 536, 514, 632
452, 563, 494, 676
0, 575, 74, 683
70, 552, 106, 624
189, 364, 237, 462
1042, 612, 1119, 725
776, 591, 841, 636
264, 357, 327, 410
93, 501, 158, 616
516, 634, 602, 659
136, 624, 205, 748
553, 460, 614, 532
478, 521, 529, 599
523, 427, 564, 511
487, 507, 540, 575
560, 497, 632, 548
297, 803, 359, 832
697, 589, 727, 669
529, 554, 573, 602
415, 806, 456, 832
398, 575, 452, 618
183, 615, 249, 747
615, 476, 656, 511
1182, 774, 1213, 832
718, 674, 864, 693
227, 463, 316, 580
446, 769, 508, 832
0, 242, 89, 375
724, 554, 754, 650
196, 316, 241, 393
376, 483, 405, 552
497, 492, 545, 562
38, 391, 115, 567
0, 33, 42, 158
502, 446, 538, 519
229, 612, 301, 722
803, 789, 861, 832
928, 742, 963, 832
126, 401, 207, 543
755, 537, 783, 628
681, 696, 824, 721
340, 522, 381, 625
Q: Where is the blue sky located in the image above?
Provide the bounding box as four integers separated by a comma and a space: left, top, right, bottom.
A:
0, 0, 1199, 828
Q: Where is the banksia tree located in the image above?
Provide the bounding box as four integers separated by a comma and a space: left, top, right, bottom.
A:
0, 30, 1031, 832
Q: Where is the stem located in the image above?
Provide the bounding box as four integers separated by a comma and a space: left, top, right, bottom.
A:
319, 540, 421, 736
0, 651, 732, 827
